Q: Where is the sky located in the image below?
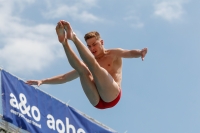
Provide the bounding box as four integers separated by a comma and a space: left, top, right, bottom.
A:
0, 0, 200, 132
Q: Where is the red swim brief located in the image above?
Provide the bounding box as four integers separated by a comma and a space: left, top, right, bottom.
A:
95, 89, 121, 109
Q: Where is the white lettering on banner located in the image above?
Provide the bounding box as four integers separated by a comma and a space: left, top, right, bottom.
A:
10, 109, 41, 128
9, 93, 41, 122
10, 93, 19, 109
32, 120, 42, 128
10, 109, 19, 115
47, 114, 86, 133
47, 114, 56, 130
56, 119, 65, 133
9, 93, 86, 132
19, 93, 31, 117
9, 93, 42, 129
18, 113, 31, 123
31, 106, 41, 121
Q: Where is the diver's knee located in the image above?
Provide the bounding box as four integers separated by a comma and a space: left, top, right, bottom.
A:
77, 65, 91, 76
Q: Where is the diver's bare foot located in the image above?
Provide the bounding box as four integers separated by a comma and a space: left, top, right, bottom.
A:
56, 21, 66, 43
60, 20, 76, 41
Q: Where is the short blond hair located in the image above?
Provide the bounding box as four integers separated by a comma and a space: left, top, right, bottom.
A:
84, 31, 101, 41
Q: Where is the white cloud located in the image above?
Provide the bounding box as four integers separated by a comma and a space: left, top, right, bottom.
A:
76, 0, 98, 7
0, 40, 54, 73
123, 12, 144, 29
154, 1, 186, 22
43, 5, 79, 19
78, 11, 101, 23
0, 0, 35, 15
42, 1, 103, 23
0, 1, 65, 75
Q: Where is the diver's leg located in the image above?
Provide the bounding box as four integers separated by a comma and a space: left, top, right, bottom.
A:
56, 22, 100, 106
62, 21, 120, 102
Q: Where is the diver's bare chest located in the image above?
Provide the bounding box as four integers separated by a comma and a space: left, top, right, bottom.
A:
96, 56, 115, 70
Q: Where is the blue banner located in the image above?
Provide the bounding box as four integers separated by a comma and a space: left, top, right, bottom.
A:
1, 70, 117, 133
